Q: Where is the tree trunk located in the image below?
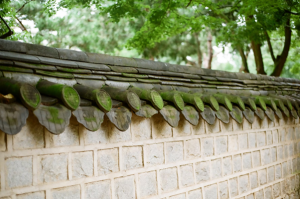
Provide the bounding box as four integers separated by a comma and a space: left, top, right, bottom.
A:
271, 19, 292, 76
207, 31, 213, 69
194, 32, 202, 68
238, 46, 250, 73
251, 41, 266, 74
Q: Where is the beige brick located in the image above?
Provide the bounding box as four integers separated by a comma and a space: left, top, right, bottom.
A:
151, 114, 172, 138
159, 167, 178, 192
173, 115, 191, 137
13, 113, 44, 150
5, 156, 33, 188
228, 135, 238, 152
38, 153, 68, 183
180, 164, 194, 187
257, 131, 266, 147
279, 128, 286, 142
220, 119, 233, 132
250, 172, 258, 189
223, 156, 232, 176
261, 148, 271, 165
258, 169, 267, 185
255, 189, 264, 199
232, 119, 243, 131
97, 148, 119, 175
166, 141, 183, 163
273, 183, 281, 198
16, 191, 45, 199
109, 122, 131, 143
52, 185, 80, 199
260, 117, 268, 128
246, 193, 254, 199
278, 145, 283, 160
275, 164, 282, 180
211, 159, 222, 179
249, 132, 256, 148
170, 193, 185, 199
122, 146, 143, 170
243, 152, 252, 170
188, 189, 202, 199
192, 118, 205, 135
85, 180, 111, 199
229, 178, 238, 197
0, 130, 5, 151
215, 136, 227, 155
202, 137, 214, 157
233, 154, 242, 173
48, 116, 79, 147
219, 181, 228, 199
266, 130, 273, 145
264, 186, 273, 199
185, 139, 201, 159
114, 175, 135, 199
0, 197, 11, 199
72, 151, 93, 179
83, 119, 109, 145
272, 129, 278, 144
243, 118, 252, 130
138, 171, 157, 198
252, 116, 261, 129
195, 161, 210, 183
239, 174, 249, 194
239, 133, 248, 150
205, 121, 220, 134
204, 184, 218, 199
131, 114, 152, 141
144, 143, 164, 166
271, 147, 277, 163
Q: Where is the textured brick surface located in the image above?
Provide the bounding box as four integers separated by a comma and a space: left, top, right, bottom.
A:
204, 184, 218, 199
97, 148, 119, 175
202, 137, 214, 157
52, 185, 80, 199
159, 167, 178, 192
215, 136, 227, 155
144, 143, 164, 166
138, 171, 157, 198
16, 191, 45, 199
122, 146, 143, 170
0, 130, 5, 151
114, 176, 135, 199
195, 161, 210, 183
185, 139, 201, 159
72, 151, 93, 179
166, 141, 183, 163
219, 181, 228, 199
180, 164, 194, 186
211, 159, 222, 179
83, 122, 109, 145
85, 180, 111, 199
188, 189, 202, 199
131, 114, 152, 141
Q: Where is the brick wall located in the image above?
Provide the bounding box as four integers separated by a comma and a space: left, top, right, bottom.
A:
0, 112, 300, 199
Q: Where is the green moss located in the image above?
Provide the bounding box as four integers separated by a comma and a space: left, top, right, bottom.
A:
96, 90, 112, 112
62, 86, 80, 110
283, 107, 290, 117
48, 107, 64, 124
237, 97, 245, 111
287, 100, 293, 111
270, 100, 277, 111
258, 98, 267, 111
225, 97, 233, 111
194, 96, 204, 112
150, 90, 164, 110
83, 116, 97, 122
127, 91, 141, 111
249, 98, 257, 111
210, 96, 219, 111
173, 93, 184, 111
278, 100, 285, 111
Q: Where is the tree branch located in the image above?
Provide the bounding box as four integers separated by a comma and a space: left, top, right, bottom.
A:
264, 31, 276, 63
186, 0, 193, 8
15, 16, 27, 31
284, 9, 300, 15
16, 0, 35, 13
0, 15, 13, 39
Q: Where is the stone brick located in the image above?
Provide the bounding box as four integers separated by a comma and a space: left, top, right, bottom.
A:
275, 164, 282, 180
219, 181, 228, 199
173, 115, 192, 137
144, 143, 164, 166
151, 114, 172, 138
243, 152, 252, 170
170, 193, 186, 199
166, 141, 183, 163
289, 143, 294, 157
229, 178, 238, 197
52, 185, 80, 199
205, 121, 220, 134
260, 117, 268, 128
239, 174, 249, 194
266, 130, 273, 145
261, 148, 271, 165
204, 184, 218, 199
255, 189, 264, 199
13, 114, 44, 149
97, 148, 119, 175
252, 150, 261, 167
239, 133, 248, 150
159, 167, 178, 192
5, 156, 33, 188
287, 160, 292, 175
252, 116, 261, 129
284, 145, 288, 159
85, 180, 111, 199
228, 135, 238, 152
38, 153, 67, 183
138, 171, 157, 198
233, 154, 242, 173
264, 186, 273, 199
16, 191, 45, 199
180, 164, 194, 187
250, 172, 258, 189
272, 129, 278, 144
188, 189, 202, 199
72, 151, 93, 179
278, 145, 283, 160
257, 131, 266, 147
223, 156, 232, 176
195, 161, 210, 183
48, 116, 79, 147
267, 166, 275, 183
246, 193, 254, 199
220, 119, 233, 132
273, 183, 281, 198
271, 147, 277, 163
0, 130, 5, 151
192, 118, 205, 135
83, 120, 109, 145
296, 126, 300, 139
283, 161, 288, 177
258, 169, 267, 185
280, 128, 286, 142
185, 139, 201, 159
211, 159, 222, 179
293, 158, 298, 172
243, 118, 252, 130
131, 114, 152, 141
114, 175, 135, 199
122, 146, 143, 170
232, 119, 243, 131
215, 136, 227, 155
202, 137, 214, 157
109, 122, 131, 143
287, 127, 294, 141
249, 132, 256, 148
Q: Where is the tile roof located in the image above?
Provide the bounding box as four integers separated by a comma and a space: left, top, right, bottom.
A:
0, 40, 299, 135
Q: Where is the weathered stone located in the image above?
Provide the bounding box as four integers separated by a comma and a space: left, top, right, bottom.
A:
195, 161, 210, 183
266, 130, 273, 145
249, 132, 256, 148
173, 115, 192, 137
239, 133, 248, 150
72, 151, 94, 179
109, 122, 132, 143
138, 171, 157, 198
204, 184, 218, 199
246, 193, 254, 199
166, 141, 183, 163
280, 128, 286, 143
192, 118, 205, 135
205, 121, 220, 134
38, 154, 68, 183
122, 146, 143, 170
131, 114, 152, 141
252, 150, 261, 167
272, 129, 278, 144
239, 174, 249, 194
185, 139, 201, 159
220, 119, 233, 132
286, 127, 294, 141
83, 119, 109, 145
273, 183, 281, 198
180, 164, 194, 186
52, 185, 80, 199
232, 119, 243, 131
223, 156, 232, 176
267, 166, 275, 183
283, 161, 288, 177
16, 191, 45, 199
0, 130, 6, 151
257, 131, 266, 147
170, 193, 186, 199
159, 167, 178, 192
5, 156, 33, 188
289, 143, 294, 157
278, 145, 283, 160
264, 186, 273, 199
211, 159, 222, 179
188, 189, 202, 199
243, 152, 252, 170
228, 135, 238, 152
114, 175, 135, 199
261, 148, 271, 165
255, 189, 264, 199
151, 114, 172, 138
219, 181, 228, 199
233, 154, 242, 173
229, 178, 238, 197
144, 143, 164, 166
202, 137, 214, 157
271, 147, 277, 163
258, 169, 267, 185
97, 148, 119, 175
250, 172, 258, 189
215, 136, 227, 155
284, 144, 289, 159
85, 180, 111, 199
275, 164, 282, 180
